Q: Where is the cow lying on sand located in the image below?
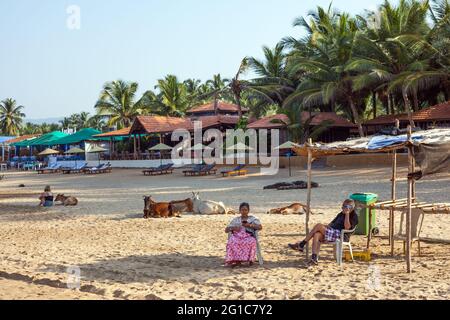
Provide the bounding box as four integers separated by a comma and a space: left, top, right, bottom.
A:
55, 194, 78, 206
143, 196, 181, 219
191, 192, 234, 215
170, 198, 194, 214
268, 203, 321, 215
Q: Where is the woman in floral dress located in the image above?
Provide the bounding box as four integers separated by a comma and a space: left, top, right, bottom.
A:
225, 203, 262, 267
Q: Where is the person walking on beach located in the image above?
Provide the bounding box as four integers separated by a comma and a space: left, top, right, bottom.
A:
225, 202, 262, 267
38, 185, 54, 207
288, 199, 358, 265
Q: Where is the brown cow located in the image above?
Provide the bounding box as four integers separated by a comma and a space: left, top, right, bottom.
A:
143, 196, 177, 219
268, 203, 308, 215
170, 198, 193, 215
55, 194, 78, 206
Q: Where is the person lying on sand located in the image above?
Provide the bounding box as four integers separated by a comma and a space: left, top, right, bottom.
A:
38, 185, 54, 207
288, 199, 358, 265
224, 202, 262, 267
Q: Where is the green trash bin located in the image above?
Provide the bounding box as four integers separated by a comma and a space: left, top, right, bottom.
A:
350, 193, 378, 236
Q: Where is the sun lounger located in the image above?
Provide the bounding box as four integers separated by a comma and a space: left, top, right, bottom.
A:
85, 163, 112, 174
199, 164, 217, 176
221, 165, 247, 177
37, 163, 62, 174
183, 164, 217, 176
183, 164, 206, 176
143, 164, 174, 176
62, 162, 87, 174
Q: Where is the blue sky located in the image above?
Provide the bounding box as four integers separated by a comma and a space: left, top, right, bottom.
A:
1, 0, 388, 119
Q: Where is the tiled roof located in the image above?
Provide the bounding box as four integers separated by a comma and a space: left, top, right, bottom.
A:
300, 112, 357, 127
131, 116, 193, 134
3, 134, 40, 144
130, 115, 241, 134
247, 114, 289, 129
363, 114, 409, 126
187, 101, 248, 114
247, 112, 356, 129
190, 115, 240, 129
94, 127, 131, 137
364, 101, 450, 126
412, 101, 450, 121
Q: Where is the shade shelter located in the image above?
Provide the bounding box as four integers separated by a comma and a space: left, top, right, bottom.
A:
52, 128, 105, 149
0, 136, 15, 162
93, 127, 130, 159
38, 148, 60, 156
149, 143, 173, 166
292, 128, 450, 273
87, 146, 108, 165
275, 141, 301, 177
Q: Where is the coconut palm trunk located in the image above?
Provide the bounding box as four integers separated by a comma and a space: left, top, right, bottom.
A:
348, 98, 365, 137
402, 89, 416, 128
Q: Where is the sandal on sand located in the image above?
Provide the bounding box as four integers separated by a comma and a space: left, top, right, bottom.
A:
288, 243, 304, 252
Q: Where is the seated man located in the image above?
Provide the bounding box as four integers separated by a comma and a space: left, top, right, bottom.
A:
288, 199, 358, 265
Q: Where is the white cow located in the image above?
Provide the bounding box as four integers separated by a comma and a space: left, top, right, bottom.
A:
191, 192, 228, 215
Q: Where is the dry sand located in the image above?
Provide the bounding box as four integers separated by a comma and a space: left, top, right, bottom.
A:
0, 166, 449, 300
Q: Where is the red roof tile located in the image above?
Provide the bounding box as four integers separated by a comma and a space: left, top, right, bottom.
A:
363, 114, 408, 126
412, 101, 450, 121
190, 115, 240, 129
247, 114, 289, 129
131, 116, 193, 134
187, 101, 248, 114
94, 127, 131, 137
300, 112, 357, 127
364, 101, 450, 126
248, 112, 356, 129
3, 134, 41, 144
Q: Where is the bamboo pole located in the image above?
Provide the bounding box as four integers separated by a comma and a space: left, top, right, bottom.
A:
406, 126, 413, 273
305, 138, 313, 260
390, 150, 397, 256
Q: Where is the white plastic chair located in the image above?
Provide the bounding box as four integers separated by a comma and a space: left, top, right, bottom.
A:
320, 228, 356, 266
228, 230, 264, 266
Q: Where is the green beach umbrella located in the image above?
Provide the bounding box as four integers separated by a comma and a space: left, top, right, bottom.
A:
188, 144, 212, 164
275, 141, 299, 177
65, 147, 85, 154
149, 143, 173, 166
38, 148, 60, 156
87, 146, 108, 165
226, 143, 254, 151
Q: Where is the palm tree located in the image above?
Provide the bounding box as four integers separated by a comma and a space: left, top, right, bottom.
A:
146, 75, 188, 116
0, 98, 26, 136
78, 112, 91, 128
284, 6, 367, 136
348, 0, 433, 126
247, 42, 297, 117
59, 117, 71, 130
21, 122, 40, 135
95, 80, 148, 128
88, 115, 106, 131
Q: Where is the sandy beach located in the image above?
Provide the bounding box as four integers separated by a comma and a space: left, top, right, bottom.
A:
0, 166, 449, 300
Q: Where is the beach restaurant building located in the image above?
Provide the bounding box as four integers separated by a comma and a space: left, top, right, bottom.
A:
363, 101, 450, 135
247, 112, 357, 144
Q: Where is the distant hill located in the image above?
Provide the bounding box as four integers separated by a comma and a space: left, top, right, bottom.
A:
25, 117, 64, 125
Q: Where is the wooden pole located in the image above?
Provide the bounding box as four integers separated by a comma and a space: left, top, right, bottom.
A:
133, 134, 137, 160
305, 138, 313, 260
390, 150, 397, 256
406, 126, 413, 273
